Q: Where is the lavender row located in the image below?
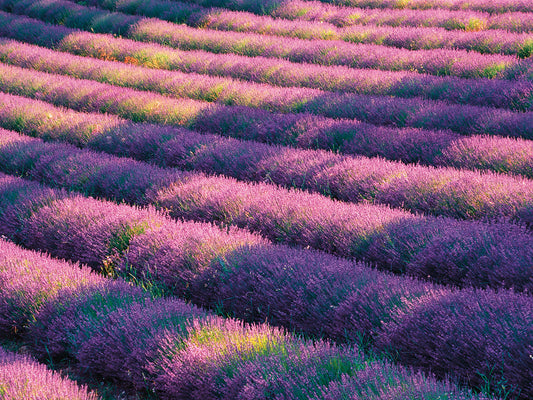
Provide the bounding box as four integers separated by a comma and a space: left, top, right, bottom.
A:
270, 0, 533, 32
127, 17, 518, 77
4, 91, 533, 227
174, 0, 533, 15
0, 240, 495, 400
0, 347, 99, 400
280, 0, 533, 14
3, 126, 533, 293
3, 44, 532, 142
206, 14, 533, 56
138, 0, 533, 32
71, 0, 533, 57
2, 63, 533, 173
3, 12, 531, 115
3, 0, 519, 79
81, 0, 346, 40
0, 175, 530, 398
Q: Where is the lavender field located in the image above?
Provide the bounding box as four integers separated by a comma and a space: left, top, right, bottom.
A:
0, 0, 531, 399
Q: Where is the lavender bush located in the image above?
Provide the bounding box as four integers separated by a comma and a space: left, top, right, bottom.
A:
0, 238, 103, 337
96, 0, 533, 33
0, 240, 489, 400
27, 279, 148, 362
376, 288, 533, 399
227, 351, 486, 400
0, 174, 530, 398
0, 347, 98, 400
3, 96, 533, 227
169, 0, 533, 15
1, 39, 532, 117
2, 91, 532, 183
77, 298, 207, 391
268, 1, 533, 33
311, 0, 533, 14
0, 0, 531, 397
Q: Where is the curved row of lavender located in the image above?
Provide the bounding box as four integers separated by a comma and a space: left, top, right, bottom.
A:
64, 0, 533, 56
2, 12, 531, 108
2, 127, 533, 291
179, 0, 533, 32
0, 0, 531, 398
0, 174, 531, 398
3, 93, 533, 224
0, 239, 497, 399
1, 52, 532, 174
0, 347, 98, 399
1, 0, 520, 79
192, 0, 533, 14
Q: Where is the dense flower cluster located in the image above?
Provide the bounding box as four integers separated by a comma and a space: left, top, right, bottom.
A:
3, 91, 533, 224
75, 0, 533, 34
3, 11, 531, 103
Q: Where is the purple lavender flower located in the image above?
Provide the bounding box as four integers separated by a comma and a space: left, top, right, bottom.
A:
152, 316, 292, 399
63, 0, 533, 56
1, 133, 533, 292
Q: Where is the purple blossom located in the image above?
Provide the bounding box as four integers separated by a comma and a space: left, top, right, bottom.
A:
4, 10, 529, 107
270, 0, 533, 33
152, 317, 292, 399
0, 55, 531, 146
193, 243, 431, 340
77, 297, 206, 391
19, 195, 168, 270
313, 0, 533, 14
0, 173, 530, 397
164, 0, 533, 19
0, 1, 531, 396
0, 237, 483, 400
